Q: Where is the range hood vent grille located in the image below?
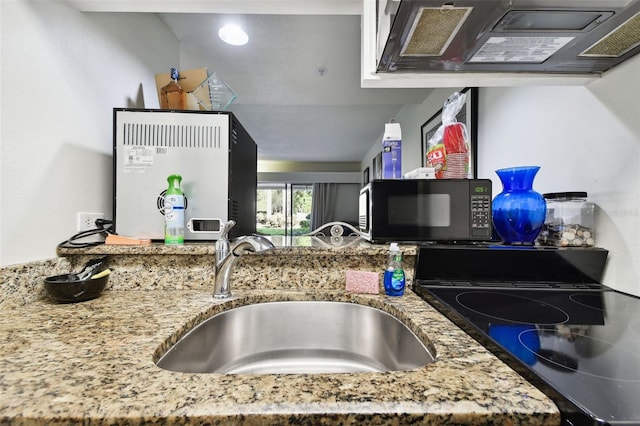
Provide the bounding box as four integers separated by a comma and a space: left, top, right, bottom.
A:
377, 0, 640, 75
581, 11, 640, 57
402, 7, 473, 56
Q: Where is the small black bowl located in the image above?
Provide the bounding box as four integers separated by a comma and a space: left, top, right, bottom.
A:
44, 273, 109, 303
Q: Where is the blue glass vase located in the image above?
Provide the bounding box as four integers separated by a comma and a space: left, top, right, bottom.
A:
492, 166, 546, 244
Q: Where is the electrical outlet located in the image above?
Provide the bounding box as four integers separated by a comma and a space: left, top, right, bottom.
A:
77, 212, 105, 232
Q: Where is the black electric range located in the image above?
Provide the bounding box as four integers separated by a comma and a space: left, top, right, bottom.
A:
413, 245, 640, 426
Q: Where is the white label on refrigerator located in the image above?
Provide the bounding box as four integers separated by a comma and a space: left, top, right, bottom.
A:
469, 37, 575, 63
124, 146, 154, 173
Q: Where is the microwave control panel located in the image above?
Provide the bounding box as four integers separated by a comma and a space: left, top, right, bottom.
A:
470, 182, 492, 238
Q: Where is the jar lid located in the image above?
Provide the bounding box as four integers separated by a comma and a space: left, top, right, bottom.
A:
543, 191, 588, 200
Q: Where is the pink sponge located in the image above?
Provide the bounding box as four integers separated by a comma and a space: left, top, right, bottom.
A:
345, 270, 380, 294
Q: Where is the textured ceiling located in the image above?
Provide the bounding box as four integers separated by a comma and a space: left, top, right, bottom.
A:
158, 13, 432, 162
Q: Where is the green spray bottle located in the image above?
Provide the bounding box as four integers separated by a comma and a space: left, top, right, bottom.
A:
164, 174, 184, 245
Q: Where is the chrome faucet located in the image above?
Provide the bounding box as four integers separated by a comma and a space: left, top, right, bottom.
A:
214, 222, 275, 299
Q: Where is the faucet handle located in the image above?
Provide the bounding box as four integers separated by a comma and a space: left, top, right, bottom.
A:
219, 220, 236, 240
215, 220, 236, 267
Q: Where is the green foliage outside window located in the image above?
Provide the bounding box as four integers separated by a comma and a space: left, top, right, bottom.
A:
256, 185, 312, 236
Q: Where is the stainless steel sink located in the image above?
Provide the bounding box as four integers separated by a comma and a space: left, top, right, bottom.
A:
156, 301, 435, 374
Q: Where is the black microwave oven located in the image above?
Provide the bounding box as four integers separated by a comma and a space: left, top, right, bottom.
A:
359, 179, 493, 243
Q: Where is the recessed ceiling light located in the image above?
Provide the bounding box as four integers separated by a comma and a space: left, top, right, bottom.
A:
218, 24, 248, 46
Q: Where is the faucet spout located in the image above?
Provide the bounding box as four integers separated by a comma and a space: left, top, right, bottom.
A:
214, 234, 275, 299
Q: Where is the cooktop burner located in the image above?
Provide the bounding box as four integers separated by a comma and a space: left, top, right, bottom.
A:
517, 328, 640, 382
413, 245, 640, 425
569, 293, 608, 310
455, 291, 570, 324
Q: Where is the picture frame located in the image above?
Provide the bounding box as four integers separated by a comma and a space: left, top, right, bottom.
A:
363, 167, 370, 186
372, 152, 382, 180
420, 87, 478, 178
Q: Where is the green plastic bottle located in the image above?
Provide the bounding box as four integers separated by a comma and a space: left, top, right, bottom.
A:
164, 174, 185, 245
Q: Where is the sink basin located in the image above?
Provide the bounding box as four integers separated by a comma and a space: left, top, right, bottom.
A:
156, 301, 435, 374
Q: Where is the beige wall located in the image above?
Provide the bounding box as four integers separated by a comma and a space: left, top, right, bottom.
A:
0, 1, 179, 266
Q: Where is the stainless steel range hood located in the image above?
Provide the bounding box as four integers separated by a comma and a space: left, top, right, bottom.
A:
363, 0, 640, 87
377, 0, 640, 74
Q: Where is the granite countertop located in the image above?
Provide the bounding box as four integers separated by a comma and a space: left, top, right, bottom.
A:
0, 240, 560, 425
54, 236, 420, 256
